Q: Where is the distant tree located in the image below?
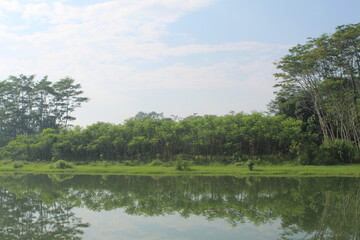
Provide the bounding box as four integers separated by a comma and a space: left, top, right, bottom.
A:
0, 111, 303, 163
0, 75, 89, 146
134, 111, 164, 120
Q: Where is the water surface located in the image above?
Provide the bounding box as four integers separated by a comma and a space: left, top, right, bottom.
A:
0, 174, 359, 240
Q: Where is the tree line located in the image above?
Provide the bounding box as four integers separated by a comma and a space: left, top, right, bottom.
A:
0, 23, 359, 165
0, 111, 303, 163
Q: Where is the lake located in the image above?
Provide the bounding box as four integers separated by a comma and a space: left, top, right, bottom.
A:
0, 174, 359, 240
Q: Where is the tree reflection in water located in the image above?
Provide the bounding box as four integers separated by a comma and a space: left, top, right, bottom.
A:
0, 187, 89, 240
280, 186, 360, 240
0, 174, 359, 240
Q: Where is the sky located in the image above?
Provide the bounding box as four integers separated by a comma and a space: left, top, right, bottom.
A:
0, 0, 359, 126
75, 208, 284, 240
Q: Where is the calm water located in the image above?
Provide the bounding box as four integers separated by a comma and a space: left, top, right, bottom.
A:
0, 174, 359, 240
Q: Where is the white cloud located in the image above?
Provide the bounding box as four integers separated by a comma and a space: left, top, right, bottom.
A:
0, 0, 215, 58
238, 57, 278, 90
123, 62, 240, 90
0, 0, 283, 83
162, 42, 288, 57
22, 3, 50, 20
0, 0, 286, 124
0, 0, 21, 11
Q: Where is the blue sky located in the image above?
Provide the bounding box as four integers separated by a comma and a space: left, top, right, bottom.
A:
0, 0, 359, 125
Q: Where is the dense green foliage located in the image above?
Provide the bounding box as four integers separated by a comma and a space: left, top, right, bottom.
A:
270, 23, 360, 164
0, 112, 303, 164
0, 75, 89, 146
271, 23, 360, 148
51, 160, 73, 169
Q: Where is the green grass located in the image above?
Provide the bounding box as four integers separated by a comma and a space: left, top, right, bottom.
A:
0, 160, 360, 176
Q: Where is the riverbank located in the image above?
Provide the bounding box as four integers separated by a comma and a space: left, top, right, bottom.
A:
1, 161, 360, 176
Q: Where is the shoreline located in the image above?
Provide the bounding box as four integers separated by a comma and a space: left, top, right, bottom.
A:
1, 162, 360, 177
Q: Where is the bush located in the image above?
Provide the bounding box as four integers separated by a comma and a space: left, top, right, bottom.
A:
321, 139, 357, 164
234, 162, 243, 167
313, 149, 336, 165
0, 159, 13, 165
175, 160, 191, 171
54, 160, 73, 169
13, 161, 24, 169
299, 139, 358, 165
298, 143, 317, 165
247, 159, 255, 171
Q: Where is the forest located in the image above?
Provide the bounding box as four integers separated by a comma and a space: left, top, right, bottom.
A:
0, 23, 359, 166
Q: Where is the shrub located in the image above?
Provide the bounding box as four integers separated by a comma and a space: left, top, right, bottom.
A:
13, 161, 24, 169
321, 139, 357, 164
298, 143, 319, 165
247, 159, 255, 171
234, 162, 243, 167
175, 160, 191, 171
313, 149, 336, 165
0, 159, 13, 165
299, 139, 358, 165
54, 160, 73, 169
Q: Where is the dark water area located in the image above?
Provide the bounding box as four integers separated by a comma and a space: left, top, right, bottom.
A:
0, 174, 359, 240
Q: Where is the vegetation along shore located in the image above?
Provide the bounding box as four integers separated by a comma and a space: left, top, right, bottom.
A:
0, 23, 359, 172
1, 160, 360, 177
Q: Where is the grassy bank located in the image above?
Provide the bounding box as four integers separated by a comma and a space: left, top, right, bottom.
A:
1, 160, 360, 176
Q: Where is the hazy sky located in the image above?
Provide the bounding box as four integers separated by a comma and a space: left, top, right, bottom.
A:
0, 0, 359, 125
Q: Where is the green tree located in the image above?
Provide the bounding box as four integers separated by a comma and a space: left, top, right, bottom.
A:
0, 75, 88, 147
274, 23, 360, 149
52, 77, 89, 128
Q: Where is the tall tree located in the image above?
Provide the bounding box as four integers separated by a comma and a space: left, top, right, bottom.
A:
274, 23, 360, 148
52, 77, 89, 128
0, 75, 88, 146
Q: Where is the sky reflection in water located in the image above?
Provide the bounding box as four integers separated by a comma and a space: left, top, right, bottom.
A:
75, 208, 282, 240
